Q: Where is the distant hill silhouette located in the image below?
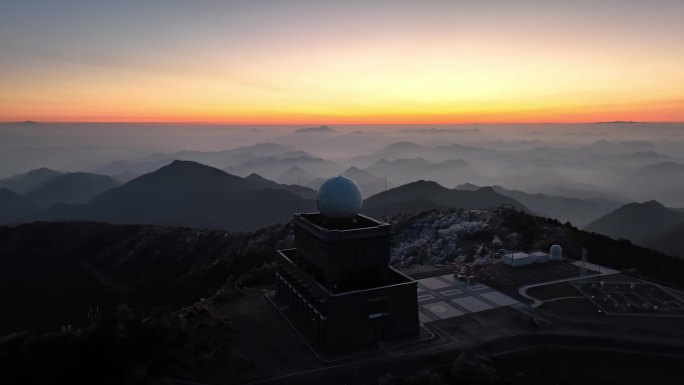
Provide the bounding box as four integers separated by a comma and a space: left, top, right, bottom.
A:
307, 166, 394, 197
619, 151, 671, 161
641, 161, 684, 174
227, 153, 343, 180
93, 143, 296, 178
32, 160, 316, 230
0, 167, 62, 194
488, 185, 623, 227
294, 125, 335, 133
275, 164, 316, 185
363, 180, 528, 218
245, 172, 317, 200
24, 172, 119, 206
584, 200, 684, 243
641, 223, 684, 258
0, 188, 33, 223
454, 182, 481, 191
366, 157, 480, 186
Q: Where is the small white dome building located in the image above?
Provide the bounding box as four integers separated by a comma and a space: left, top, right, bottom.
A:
316, 176, 363, 219
550, 244, 563, 260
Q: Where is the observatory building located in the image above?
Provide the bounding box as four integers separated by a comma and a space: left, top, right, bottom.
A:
274, 176, 418, 352
550, 244, 563, 260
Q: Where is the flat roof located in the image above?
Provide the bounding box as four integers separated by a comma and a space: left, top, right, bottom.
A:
297, 212, 385, 230
294, 213, 390, 242
505, 252, 530, 259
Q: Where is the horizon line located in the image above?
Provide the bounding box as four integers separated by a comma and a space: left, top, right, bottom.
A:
2, 120, 681, 125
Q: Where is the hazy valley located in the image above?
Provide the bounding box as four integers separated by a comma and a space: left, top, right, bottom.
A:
3, 123, 684, 384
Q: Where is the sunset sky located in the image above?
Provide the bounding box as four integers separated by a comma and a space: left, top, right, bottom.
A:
1, 0, 683, 124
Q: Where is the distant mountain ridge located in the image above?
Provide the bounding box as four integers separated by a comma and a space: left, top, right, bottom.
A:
306, 166, 394, 197
25, 160, 316, 230
91, 142, 296, 179
641, 223, 684, 258
483, 185, 624, 227
363, 180, 528, 218
245, 173, 317, 200
365, 157, 480, 186
0, 188, 32, 223
642, 161, 684, 174
585, 200, 684, 244
295, 125, 335, 133
0, 167, 62, 194
275, 165, 315, 185
24, 172, 120, 206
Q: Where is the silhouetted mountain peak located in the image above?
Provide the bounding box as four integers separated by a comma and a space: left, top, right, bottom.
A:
156, 160, 235, 179
643, 162, 684, 173
401, 179, 442, 189
23, 172, 120, 207
585, 199, 684, 242
0, 187, 21, 199
5, 167, 61, 180
641, 200, 666, 209
619, 200, 668, 213
23, 167, 60, 177
277, 165, 313, 180
476, 186, 496, 193
362, 180, 528, 218
295, 125, 335, 133
105, 160, 252, 198
454, 183, 480, 191
245, 173, 268, 182
381, 141, 424, 152
0, 167, 64, 194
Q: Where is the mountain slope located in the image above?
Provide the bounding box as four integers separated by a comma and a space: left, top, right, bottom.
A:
294, 125, 335, 133
33, 160, 316, 230
584, 200, 684, 242
390, 208, 684, 287
244, 173, 317, 200
0, 188, 34, 223
366, 157, 482, 185
0, 168, 62, 193
641, 223, 684, 258
0, 220, 293, 334
24, 172, 120, 206
307, 166, 394, 197
641, 161, 684, 174
227, 154, 343, 180
363, 180, 528, 218
489, 185, 624, 227
275, 164, 315, 185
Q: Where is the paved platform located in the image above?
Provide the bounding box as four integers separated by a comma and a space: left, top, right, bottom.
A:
417, 274, 520, 323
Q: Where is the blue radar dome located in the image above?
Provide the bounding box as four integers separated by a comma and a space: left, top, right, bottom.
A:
317, 176, 363, 219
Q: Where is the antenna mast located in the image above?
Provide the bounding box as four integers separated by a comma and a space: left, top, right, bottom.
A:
384, 175, 387, 222
297, 177, 300, 213
580, 248, 587, 287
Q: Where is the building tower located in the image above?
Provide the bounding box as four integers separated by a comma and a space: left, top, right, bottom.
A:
274, 176, 419, 352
